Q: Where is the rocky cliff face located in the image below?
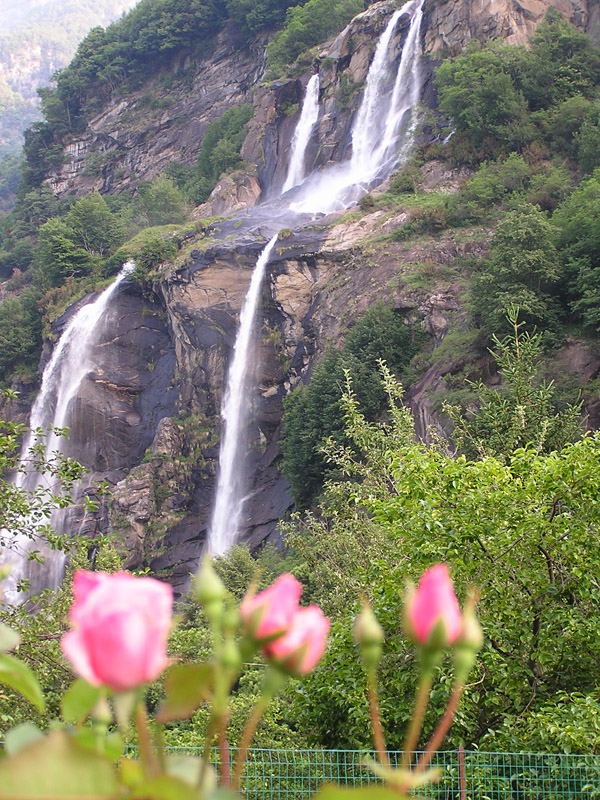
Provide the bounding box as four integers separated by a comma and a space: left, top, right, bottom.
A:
33, 0, 599, 594
423, 0, 591, 54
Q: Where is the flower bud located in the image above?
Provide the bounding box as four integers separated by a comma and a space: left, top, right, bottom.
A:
404, 564, 462, 649
194, 557, 226, 617
354, 602, 384, 672
453, 595, 483, 684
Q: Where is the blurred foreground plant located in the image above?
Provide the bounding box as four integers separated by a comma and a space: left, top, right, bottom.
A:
0, 558, 480, 800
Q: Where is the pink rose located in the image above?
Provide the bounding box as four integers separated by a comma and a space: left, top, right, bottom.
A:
264, 605, 330, 675
240, 573, 302, 643
407, 564, 462, 646
61, 570, 173, 691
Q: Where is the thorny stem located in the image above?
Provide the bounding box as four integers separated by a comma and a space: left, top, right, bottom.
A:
401, 671, 433, 770
415, 681, 464, 774
368, 669, 389, 768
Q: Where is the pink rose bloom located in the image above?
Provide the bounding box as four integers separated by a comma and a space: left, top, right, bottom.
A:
265, 605, 330, 675
61, 570, 173, 691
240, 573, 302, 643
407, 564, 462, 646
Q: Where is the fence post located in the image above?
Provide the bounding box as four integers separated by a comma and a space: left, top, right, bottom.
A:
458, 745, 466, 800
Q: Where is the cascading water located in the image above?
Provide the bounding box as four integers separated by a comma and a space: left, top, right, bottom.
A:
291, 0, 424, 214
209, 236, 279, 555
208, 0, 425, 555
282, 74, 321, 194
3, 262, 134, 603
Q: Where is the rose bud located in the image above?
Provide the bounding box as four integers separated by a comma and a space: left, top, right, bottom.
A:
61, 570, 172, 692
264, 605, 330, 676
240, 573, 302, 644
354, 601, 384, 671
405, 564, 462, 649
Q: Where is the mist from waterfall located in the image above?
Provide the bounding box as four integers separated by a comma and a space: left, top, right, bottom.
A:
282, 74, 321, 194
209, 236, 279, 555
3, 262, 134, 603
208, 0, 425, 555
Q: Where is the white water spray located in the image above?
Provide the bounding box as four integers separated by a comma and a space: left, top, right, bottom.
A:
3, 262, 134, 603
282, 74, 321, 193
291, 0, 424, 214
209, 236, 279, 555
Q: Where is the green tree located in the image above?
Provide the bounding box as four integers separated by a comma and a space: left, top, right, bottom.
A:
552, 169, 600, 330
470, 203, 562, 334
444, 309, 582, 460
0, 291, 42, 377
65, 191, 125, 256
36, 218, 96, 284
137, 176, 187, 227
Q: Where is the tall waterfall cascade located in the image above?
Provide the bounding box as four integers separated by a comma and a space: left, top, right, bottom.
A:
209, 236, 279, 556
208, 0, 424, 555
291, 0, 424, 214
282, 74, 321, 194
4, 262, 134, 603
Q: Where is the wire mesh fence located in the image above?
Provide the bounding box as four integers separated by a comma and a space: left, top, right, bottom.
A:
124, 747, 600, 799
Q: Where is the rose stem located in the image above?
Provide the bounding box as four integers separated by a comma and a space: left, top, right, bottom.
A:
368, 669, 389, 768
415, 681, 464, 773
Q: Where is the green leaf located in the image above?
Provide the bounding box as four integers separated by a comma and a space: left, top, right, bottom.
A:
166, 755, 216, 791
0, 652, 45, 711
0, 622, 21, 653
61, 678, 101, 724
133, 775, 203, 799
119, 757, 144, 789
156, 662, 213, 722
4, 723, 43, 755
313, 787, 411, 800
0, 730, 118, 798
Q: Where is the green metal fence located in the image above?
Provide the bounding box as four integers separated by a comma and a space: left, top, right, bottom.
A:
130, 748, 600, 799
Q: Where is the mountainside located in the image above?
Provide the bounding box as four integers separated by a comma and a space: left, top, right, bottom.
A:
0, 0, 138, 159
2, 0, 600, 596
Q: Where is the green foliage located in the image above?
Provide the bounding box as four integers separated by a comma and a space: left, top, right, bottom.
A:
444, 309, 582, 460
288, 370, 600, 752
282, 302, 422, 509
436, 12, 600, 165
552, 169, 600, 331
225, 0, 305, 38
470, 203, 561, 334
436, 42, 534, 160
137, 176, 188, 227
195, 106, 254, 199
0, 290, 42, 378
267, 0, 365, 69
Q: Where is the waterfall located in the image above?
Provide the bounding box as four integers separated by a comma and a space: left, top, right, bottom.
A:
208, 1, 425, 556
282, 74, 321, 194
291, 0, 424, 214
3, 262, 134, 603
209, 236, 279, 556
